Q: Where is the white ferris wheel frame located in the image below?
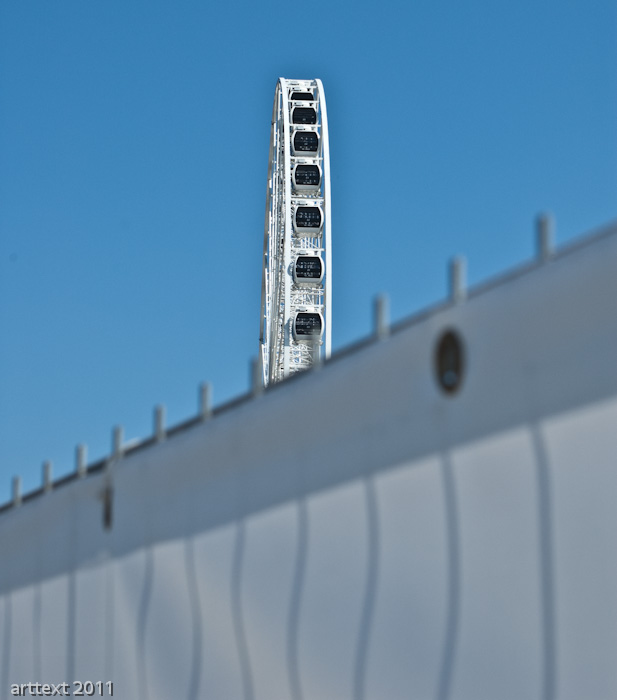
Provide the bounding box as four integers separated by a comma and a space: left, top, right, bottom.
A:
259, 78, 332, 386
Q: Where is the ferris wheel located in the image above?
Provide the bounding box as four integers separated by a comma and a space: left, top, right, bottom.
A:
259, 78, 332, 387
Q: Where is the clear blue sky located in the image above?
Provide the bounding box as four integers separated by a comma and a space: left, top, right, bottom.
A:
1, 0, 615, 503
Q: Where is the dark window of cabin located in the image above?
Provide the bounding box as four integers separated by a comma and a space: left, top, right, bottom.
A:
291, 91, 314, 101
293, 131, 319, 153
295, 165, 320, 187
292, 107, 317, 125
295, 313, 322, 336
295, 256, 323, 279
295, 207, 321, 228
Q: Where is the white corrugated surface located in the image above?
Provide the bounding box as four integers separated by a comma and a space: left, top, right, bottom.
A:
0, 225, 616, 700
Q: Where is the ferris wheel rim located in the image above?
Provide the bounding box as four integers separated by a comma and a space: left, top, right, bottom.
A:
259, 78, 331, 387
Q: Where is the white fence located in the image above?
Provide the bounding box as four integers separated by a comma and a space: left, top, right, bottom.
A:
1, 224, 616, 700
